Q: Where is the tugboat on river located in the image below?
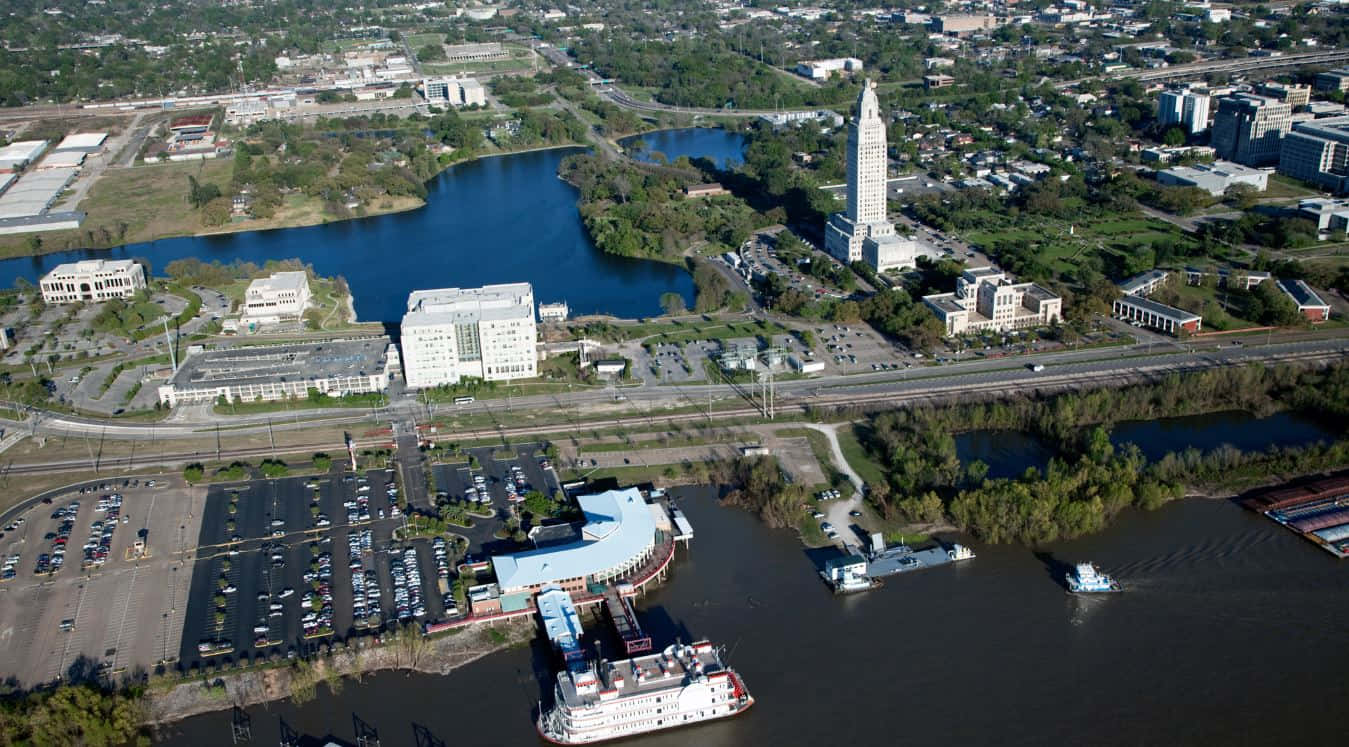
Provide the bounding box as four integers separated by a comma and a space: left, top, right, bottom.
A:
1065, 562, 1123, 594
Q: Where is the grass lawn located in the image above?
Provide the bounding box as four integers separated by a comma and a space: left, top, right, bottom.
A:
836, 425, 886, 487
1264, 174, 1320, 200
0, 160, 235, 258
405, 33, 445, 49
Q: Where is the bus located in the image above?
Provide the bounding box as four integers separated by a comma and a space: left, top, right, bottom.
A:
453, 396, 475, 405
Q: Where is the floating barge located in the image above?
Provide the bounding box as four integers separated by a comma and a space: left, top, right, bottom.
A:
1242, 475, 1349, 558
820, 535, 974, 593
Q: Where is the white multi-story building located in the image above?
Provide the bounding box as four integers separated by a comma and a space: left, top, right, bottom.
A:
421, 76, 487, 108
40, 259, 146, 304
824, 80, 927, 271
923, 267, 1062, 337
400, 282, 537, 388
242, 271, 312, 324
1158, 85, 1211, 135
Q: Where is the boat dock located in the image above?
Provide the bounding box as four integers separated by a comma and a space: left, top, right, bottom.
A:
538, 586, 586, 664
604, 586, 653, 656
820, 535, 974, 593
867, 543, 973, 578
1243, 475, 1349, 558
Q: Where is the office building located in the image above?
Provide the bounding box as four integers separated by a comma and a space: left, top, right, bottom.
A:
931, 14, 1003, 35
1275, 279, 1331, 321
1314, 67, 1349, 94
1158, 86, 1211, 135
1295, 198, 1349, 234
923, 267, 1062, 337
242, 271, 312, 324
400, 282, 537, 388
794, 58, 863, 81
421, 76, 487, 108
158, 337, 393, 407
1156, 160, 1269, 196
1119, 269, 1170, 297
1278, 116, 1349, 194
1255, 81, 1311, 108
40, 259, 146, 304
825, 80, 925, 271
1113, 295, 1202, 335
1211, 94, 1291, 166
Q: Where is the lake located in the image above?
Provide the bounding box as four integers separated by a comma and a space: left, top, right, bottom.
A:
0, 135, 761, 321
622, 127, 747, 169
956, 409, 1340, 478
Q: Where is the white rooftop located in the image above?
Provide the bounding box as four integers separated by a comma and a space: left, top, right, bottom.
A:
0, 140, 48, 165
54, 132, 107, 151
45, 259, 140, 276
404, 282, 534, 326
537, 585, 584, 653
492, 488, 656, 592
247, 271, 309, 294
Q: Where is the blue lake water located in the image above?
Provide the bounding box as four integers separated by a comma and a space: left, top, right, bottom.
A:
0, 137, 760, 322
622, 127, 746, 168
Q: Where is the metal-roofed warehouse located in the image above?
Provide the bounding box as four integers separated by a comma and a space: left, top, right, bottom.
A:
157, 336, 394, 406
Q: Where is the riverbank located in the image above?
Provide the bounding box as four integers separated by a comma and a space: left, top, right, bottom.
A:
145, 620, 533, 727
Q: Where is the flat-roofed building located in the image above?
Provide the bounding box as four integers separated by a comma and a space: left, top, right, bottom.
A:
490, 488, 660, 606
53, 132, 108, 153
1113, 294, 1201, 335
794, 57, 863, 80
1278, 116, 1349, 194
0, 140, 48, 172
923, 266, 1062, 337
441, 42, 509, 64
1295, 197, 1349, 234
40, 259, 146, 304
1256, 81, 1311, 108
1183, 267, 1270, 290
421, 76, 486, 108
1157, 160, 1268, 195
1211, 94, 1291, 167
242, 271, 312, 324
1276, 279, 1331, 321
1158, 86, 1212, 134
401, 282, 537, 388
168, 114, 213, 134
1314, 67, 1349, 94
931, 14, 1002, 35
1119, 269, 1170, 297
923, 74, 955, 90
157, 337, 392, 407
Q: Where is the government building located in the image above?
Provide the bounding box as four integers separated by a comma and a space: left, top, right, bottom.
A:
39, 259, 147, 304
400, 282, 538, 388
242, 271, 311, 325
824, 80, 929, 272
923, 267, 1062, 337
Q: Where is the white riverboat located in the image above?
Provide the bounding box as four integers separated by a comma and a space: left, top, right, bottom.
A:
536, 640, 754, 744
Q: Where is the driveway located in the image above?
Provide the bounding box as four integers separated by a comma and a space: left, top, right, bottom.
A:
801, 423, 866, 551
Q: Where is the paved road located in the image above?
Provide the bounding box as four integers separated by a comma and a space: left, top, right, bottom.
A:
802, 423, 867, 551
0, 333, 1344, 447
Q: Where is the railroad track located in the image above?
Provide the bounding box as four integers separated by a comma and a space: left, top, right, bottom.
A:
5, 347, 1338, 477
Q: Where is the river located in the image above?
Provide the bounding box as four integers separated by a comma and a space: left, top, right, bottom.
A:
156, 490, 1349, 747
157, 411, 1349, 746
0, 135, 755, 321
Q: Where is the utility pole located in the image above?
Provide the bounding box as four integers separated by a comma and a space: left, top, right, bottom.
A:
267, 417, 275, 458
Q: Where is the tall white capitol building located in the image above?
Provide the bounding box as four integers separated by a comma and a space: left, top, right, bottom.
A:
824, 79, 926, 272
400, 282, 538, 388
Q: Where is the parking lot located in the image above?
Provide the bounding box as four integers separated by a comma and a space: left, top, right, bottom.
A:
178, 467, 470, 670
0, 477, 202, 686
430, 443, 561, 557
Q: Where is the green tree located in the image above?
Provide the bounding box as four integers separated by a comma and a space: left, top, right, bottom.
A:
659, 292, 687, 316
183, 463, 205, 484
